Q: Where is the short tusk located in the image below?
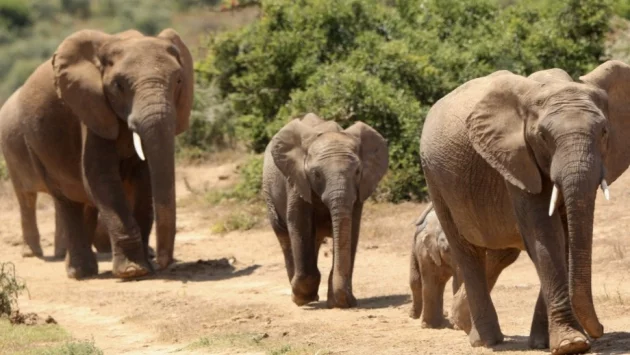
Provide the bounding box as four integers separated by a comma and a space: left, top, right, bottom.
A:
549, 185, 559, 216
133, 132, 145, 161
601, 179, 610, 201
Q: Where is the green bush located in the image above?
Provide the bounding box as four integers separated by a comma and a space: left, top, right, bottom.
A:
194, 0, 612, 202
0, 262, 27, 316
0, 0, 32, 30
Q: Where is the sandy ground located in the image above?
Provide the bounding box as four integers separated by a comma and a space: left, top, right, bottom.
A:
2, 159, 630, 355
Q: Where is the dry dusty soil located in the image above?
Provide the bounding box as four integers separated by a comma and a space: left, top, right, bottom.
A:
2, 157, 630, 354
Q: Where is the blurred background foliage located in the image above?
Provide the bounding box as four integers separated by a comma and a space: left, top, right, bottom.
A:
1, 0, 629, 202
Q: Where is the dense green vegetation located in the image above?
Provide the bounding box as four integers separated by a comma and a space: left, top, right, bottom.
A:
0, 0, 623, 202
194, 0, 612, 202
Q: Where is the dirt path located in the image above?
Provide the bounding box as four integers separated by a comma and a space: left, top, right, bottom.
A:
2, 161, 630, 354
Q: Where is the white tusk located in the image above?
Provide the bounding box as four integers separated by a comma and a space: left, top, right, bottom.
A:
549, 185, 559, 216
601, 179, 610, 201
133, 132, 145, 161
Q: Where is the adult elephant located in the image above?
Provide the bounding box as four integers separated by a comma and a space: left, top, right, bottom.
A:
0, 28, 193, 279
419, 61, 630, 354
263, 114, 388, 308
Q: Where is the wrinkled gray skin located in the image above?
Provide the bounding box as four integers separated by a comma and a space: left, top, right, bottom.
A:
0, 28, 193, 279
263, 114, 388, 309
409, 202, 520, 330
420, 61, 630, 354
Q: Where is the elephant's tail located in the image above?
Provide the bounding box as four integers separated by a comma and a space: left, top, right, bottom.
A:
413, 202, 434, 240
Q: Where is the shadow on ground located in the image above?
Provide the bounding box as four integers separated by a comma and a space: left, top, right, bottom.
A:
304, 294, 410, 310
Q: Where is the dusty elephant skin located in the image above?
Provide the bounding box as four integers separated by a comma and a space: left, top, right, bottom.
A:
0, 28, 194, 279
409, 202, 520, 330
420, 61, 630, 354
262, 114, 388, 309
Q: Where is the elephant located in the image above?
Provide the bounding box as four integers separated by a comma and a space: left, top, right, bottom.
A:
0, 28, 193, 279
409, 202, 520, 330
262, 113, 388, 309
419, 60, 630, 354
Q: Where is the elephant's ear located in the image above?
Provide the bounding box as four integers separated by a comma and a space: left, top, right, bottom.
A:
158, 28, 194, 135
420, 214, 442, 266
52, 30, 119, 140
580, 60, 630, 184
345, 121, 389, 202
300, 113, 343, 134
271, 119, 317, 203
467, 75, 542, 194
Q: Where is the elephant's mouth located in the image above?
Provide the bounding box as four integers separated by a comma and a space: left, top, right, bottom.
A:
547, 179, 609, 216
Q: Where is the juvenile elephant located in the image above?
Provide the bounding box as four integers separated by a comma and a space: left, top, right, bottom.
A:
420, 61, 630, 354
409, 202, 520, 330
0, 28, 193, 279
263, 114, 388, 308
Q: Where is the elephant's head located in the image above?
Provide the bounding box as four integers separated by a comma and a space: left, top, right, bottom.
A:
51, 28, 193, 268
415, 209, 450, 268
270, 114, 388, 209
466, 61, 630, 339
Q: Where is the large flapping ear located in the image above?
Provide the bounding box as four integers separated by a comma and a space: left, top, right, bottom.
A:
580, 60, 630, 183
345, 121, 389, 202
467, 74, 543, 194
158, 28, 194, 135
52, 30, 119, 140
271, 119, 317, 203
420, 212, 443, 266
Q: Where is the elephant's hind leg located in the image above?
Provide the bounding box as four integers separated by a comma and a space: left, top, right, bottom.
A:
53, 208, 69, 259
15, 190, 43, 258
409, 252, 423, 319
431, 198, 503, 347
56, 197, 98, 279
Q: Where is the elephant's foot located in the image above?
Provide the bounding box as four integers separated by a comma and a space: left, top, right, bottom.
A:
529, 316, 549, 349
112, 253, 152, 278
327, 288, 357, 309
155, 251, 173, 270
65, 250, 98, 279
579, 316, 604, 339
469, 322, 504, 347
21, 243, 43, 258
420, 314, 450, 329
409, 305, 421, 319
291, 273, 320, 306
53, 246, 67, 260
146, 246, 156, 259
549, 325, 590, 355
450, 297, 472, 333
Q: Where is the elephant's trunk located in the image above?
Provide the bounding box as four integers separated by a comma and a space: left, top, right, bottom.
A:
132, 96, 177, 270
326, 186, 355, 308
554, 138, 604, 339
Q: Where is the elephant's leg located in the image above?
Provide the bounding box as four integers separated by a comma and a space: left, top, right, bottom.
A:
57, 197, 97, 279
15, 190, 43, 257
82, 132, 150, 279
450, 248, 520, 333
287, 195, 319, 306
419, 266, 450, 328
128, 162, 154, 259
529, 288, 549, 349
507, 184, 588, 355
431, 199, 503, 347
53, 208, 68, 259
273, 223, 294, 282
92, 216, 112, 253
409, 252, 423, 319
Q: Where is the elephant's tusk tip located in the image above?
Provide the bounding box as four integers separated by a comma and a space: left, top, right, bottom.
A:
133, 132, 145, 161
548, 185, 559, 217
601, 179, 610, 201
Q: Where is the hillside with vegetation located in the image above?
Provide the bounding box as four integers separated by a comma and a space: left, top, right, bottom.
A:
2, 0, 630, 202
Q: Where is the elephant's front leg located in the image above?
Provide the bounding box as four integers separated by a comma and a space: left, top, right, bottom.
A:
507, 184, 589, 355
82, 131, 150, 279
287, 195, 320, 306
56, 197, 97, 279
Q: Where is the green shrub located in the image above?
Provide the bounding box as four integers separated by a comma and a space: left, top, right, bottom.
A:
0, 0, 32, 30
194, 0, 612, 202
0, 262, 27, 316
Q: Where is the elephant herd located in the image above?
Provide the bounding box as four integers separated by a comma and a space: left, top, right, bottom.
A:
0, 28, 628, 355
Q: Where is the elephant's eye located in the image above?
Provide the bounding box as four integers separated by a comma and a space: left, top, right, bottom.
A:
355, 167, 361, 177
312, 170, 321, 180
115, 79, 124, 92
538, 131, 547, 143
602, 126, 609, 139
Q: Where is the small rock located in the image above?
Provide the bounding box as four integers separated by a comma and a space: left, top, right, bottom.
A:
282, 331, 289, 337
45, 316, 57, 324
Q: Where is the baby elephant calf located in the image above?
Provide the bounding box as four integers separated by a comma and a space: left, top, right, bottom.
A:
409, 202, 520, 330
